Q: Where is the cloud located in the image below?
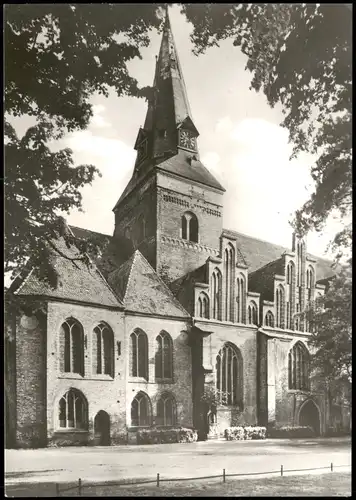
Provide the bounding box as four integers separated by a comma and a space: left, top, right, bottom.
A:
64, 130, 136, 234
90, 104, 111, 129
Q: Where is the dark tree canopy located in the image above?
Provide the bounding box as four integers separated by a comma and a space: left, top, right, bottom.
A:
182, 3, 352, 261
5, 4, 165, 286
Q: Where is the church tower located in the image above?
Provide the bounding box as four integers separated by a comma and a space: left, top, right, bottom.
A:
113, 8, 225, 283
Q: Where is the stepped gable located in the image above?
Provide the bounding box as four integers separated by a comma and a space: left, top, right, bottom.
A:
224, 229, 335, 280
108, 250, 190, 318
13, 233, 122, 308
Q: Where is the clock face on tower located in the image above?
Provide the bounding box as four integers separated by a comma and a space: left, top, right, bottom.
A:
179, 129, 196, 151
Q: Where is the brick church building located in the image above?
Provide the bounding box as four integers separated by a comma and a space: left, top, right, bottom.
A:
5, 12, 349, 448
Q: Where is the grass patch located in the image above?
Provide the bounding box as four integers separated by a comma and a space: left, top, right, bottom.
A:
5, 472, 351, 497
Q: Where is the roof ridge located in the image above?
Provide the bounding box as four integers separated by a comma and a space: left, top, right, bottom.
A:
135, 250, 189, 316
13, 267, 34, 296
69, 225, 112, 238
121, 250, 138, 303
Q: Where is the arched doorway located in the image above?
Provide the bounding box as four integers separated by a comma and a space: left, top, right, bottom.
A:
299, 400, 320, 436
94, 411, 110, 446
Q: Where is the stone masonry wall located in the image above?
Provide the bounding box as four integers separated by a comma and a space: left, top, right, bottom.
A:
46, 301, 126, 447
16, 311, 47, 448
193, 320, 258, 437
124, 314, 193, 442
156, 174, 224, 283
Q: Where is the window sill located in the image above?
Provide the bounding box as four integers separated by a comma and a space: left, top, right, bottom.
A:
287, 389, 311, 395
129, 377, 149, 383
155, 378, 174, 384
58, 373, 84, 380
90, 374, 114, 381
54, 429, 89, 434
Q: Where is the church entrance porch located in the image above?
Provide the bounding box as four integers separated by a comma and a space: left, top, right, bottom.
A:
299, 400, 321, 436
94, 411, 111, 446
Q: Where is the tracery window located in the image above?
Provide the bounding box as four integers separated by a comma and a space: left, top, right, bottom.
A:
265, 310, 274, 327
197, 292, 209, 319
236, 274, 246, 324
224, 244, 235, 322
155, 331, 173, 380
131, 392, 151, 427
156, 393, 176, 426
61, 318, 84, 376
288, 341, 310, 390
58, 389, 87, 430
94, 323, 114, 377
248, 301, 258, 325
130, 329, 148, 380
216, 343, 243, 407
211, 268, 222, 321
276, 286, 285, 328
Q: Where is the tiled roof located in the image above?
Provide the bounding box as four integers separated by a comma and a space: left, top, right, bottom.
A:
223, 229, 335, 281
108, 250, 190, 318
14, 235, 122, 308
157, 152, 225, 192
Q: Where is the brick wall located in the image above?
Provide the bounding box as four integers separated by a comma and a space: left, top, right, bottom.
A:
124, 314, 193, 438
46, 301, 126, 446
16, 311, 47, 448
114, 176, 157, 270
156, 175, 223, 282
193, 320, 258, 437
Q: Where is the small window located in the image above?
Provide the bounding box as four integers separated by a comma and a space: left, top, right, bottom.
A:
197, 292, 209, 319
181, 211, 198, 243
265, 311, 274, 327
158, 129, 167, 139
248, 301, 258, 325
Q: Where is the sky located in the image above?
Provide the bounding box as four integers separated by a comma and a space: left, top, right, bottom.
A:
10, 5, 347, 259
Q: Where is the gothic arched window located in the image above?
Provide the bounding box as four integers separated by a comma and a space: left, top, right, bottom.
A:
224, 244, 235, 322
265, 311, 274, 327
276, 286, 285, 328
211, 268, 222, 321
236, 274, 246, 324
156, 393, 176, 426
58, 389, 87, 430
155, 331, 173, 380
286, 261, 295, 330
248, 301, 258, 325
130, 329, 148, 380
131, 392, 151, 427
181, 211, 199, 243
61, 318, 84, 376
94, 323, 114, 377
216, 343, 243, 407
288, 341, 310, 391
197, 292, 209, 319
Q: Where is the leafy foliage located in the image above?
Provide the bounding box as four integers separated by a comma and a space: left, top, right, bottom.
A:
5, 4, 165, 287
225, 426, 266, 441
182, 4, 352, 259
307, 263, 352, 386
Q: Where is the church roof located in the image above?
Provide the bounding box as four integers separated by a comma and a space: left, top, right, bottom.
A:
13, 234, 122, 308
223, 228, 336, 280
108, 250, 190, 318
157, 152, 225, 192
